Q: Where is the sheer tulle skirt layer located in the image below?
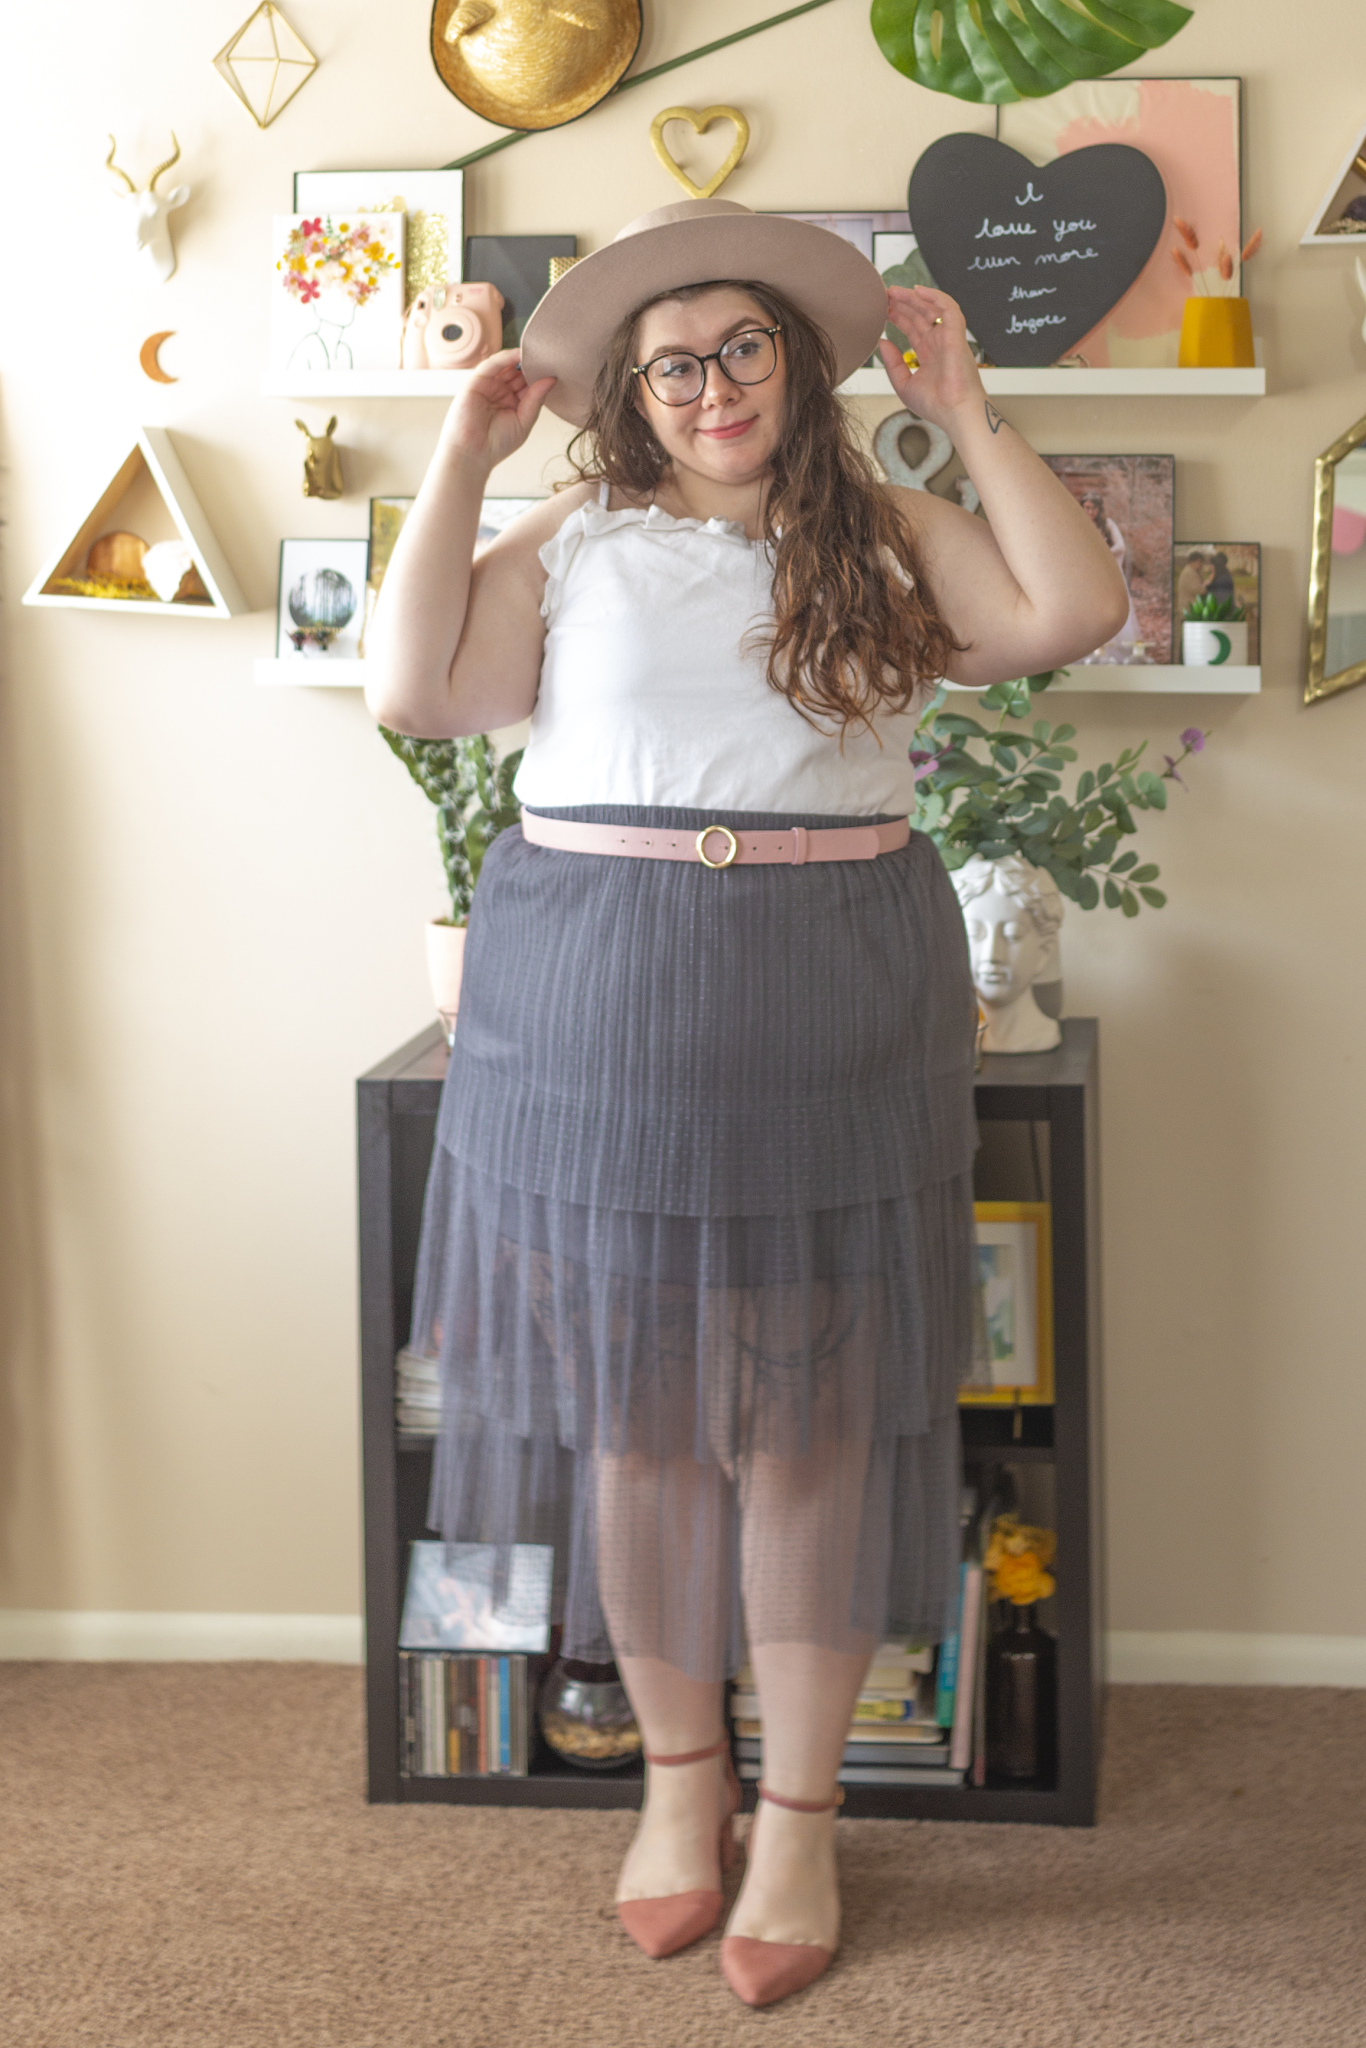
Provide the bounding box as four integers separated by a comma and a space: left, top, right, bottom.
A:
410, 807, 978, 1682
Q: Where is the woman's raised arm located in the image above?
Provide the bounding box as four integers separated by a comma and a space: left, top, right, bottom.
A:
876, 287, 1129, 686
363, 350, 565, 738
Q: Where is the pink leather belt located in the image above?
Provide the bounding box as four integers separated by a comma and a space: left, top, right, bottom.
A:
520, 811, 910, 868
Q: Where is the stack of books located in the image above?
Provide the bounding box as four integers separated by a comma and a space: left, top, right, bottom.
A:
731, 1637, 968, 1789
400, 1650, 542, 1776
397, 1540, 553, 1780
394, 1347, 441, 1435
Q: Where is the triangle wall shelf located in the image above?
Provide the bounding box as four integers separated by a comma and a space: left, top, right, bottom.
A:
1302, 118, 1366, 247
23, 427, 246, 618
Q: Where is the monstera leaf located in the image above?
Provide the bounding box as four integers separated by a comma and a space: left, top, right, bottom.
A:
871, 0, 1194, 104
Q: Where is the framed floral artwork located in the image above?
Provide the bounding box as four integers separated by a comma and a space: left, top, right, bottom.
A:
271, 212, 405, 373
294, 171, 464, 308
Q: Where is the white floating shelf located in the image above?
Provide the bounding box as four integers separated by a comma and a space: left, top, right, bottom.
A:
255, 657, 365, 687
262, 371, 467, 398
839, 365, 1265, 398
1046, 664, 1260, 694
266, 365, 1267, 401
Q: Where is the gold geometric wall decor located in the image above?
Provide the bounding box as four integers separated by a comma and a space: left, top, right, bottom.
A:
23, 427, 246, 619
214, 2, 318, 129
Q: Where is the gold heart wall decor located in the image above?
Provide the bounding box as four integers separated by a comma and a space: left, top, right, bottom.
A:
649, 105, 750, 201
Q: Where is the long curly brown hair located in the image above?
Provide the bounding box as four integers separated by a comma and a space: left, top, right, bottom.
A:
565, 278, 961, 734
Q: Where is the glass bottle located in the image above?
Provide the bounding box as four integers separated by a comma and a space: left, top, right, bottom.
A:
985, 1602, 1057, 1780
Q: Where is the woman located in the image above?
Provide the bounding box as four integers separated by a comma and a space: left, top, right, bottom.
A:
366, 198, 1125, 2009
1079, 490, 1141, 657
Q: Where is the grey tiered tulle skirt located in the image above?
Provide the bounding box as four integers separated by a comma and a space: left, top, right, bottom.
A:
409, 806, 978, 1683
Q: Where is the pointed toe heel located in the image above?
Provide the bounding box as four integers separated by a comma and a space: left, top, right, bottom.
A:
617, 1889, 723, 1959
719, 1781, 842, 2006
720, 1933, 832, 2006
615, 1736, 742, 1961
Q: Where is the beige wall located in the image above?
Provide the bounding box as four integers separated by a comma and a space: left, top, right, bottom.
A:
3, 0, 1364, 1653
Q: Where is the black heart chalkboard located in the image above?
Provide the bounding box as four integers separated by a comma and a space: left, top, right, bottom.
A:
907, 135, 1167, 369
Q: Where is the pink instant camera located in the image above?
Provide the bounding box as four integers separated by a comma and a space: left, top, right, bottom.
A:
402, 281, 506, 370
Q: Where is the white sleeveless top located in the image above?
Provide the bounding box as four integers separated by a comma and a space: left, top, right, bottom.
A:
512, 488, 926, 816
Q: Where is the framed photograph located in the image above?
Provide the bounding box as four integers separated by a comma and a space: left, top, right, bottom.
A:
294, 169, 464, 307
1042, 454, 1174, 662
960, 1202, 1054, 1407
769, 211, 910, 261
465, 235, 576, 349
271, 212, 405, 373
1174, 541, 1260, 660
276, 537, 369, 660
997, 79, 1242, 369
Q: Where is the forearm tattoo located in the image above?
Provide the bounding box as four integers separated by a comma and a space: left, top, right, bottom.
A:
985, 401, 1005, 435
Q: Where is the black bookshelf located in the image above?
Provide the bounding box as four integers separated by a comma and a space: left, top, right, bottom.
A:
358, 1018, 1103, 1825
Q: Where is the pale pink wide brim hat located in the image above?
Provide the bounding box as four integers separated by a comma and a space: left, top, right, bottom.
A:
519, 198, 889, 427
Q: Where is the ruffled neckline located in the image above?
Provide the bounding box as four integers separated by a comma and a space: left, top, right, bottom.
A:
577, 499, 759, 547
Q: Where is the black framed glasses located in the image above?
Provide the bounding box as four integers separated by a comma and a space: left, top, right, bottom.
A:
631, 325, 782, 406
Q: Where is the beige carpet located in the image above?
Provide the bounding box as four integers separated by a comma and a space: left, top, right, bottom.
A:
1, 1665, 1363, 2047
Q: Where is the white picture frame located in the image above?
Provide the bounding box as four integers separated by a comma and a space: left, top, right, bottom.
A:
276, 537, 370, 660
271, 212, 405, 374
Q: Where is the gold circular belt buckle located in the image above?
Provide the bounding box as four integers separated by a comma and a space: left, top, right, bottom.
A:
695, 824, 739, 869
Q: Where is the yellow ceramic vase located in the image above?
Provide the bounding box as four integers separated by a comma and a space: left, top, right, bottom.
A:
1178, 296, 1255, 369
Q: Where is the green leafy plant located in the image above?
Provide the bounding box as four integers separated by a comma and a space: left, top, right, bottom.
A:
912, 674, 1207, 916
379, 730, 523, 924
1183, 592, 1245, 622
871, 0, 1194, 105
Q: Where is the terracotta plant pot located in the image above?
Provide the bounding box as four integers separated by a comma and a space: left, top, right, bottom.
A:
426, 920, 467, 1045
1178, 296, 1255, 369
1182, 619, 1249, 667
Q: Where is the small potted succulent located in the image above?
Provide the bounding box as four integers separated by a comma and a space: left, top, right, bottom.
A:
379, 728, 522, 1042
1182, 589, 1248, 668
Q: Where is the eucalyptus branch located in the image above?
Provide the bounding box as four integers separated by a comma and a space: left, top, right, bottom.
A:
912, 673, 1208, 918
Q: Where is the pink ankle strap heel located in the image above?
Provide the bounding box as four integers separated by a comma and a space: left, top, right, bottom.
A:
616, 1736, 742, 1961
719, 1782, 843, 2008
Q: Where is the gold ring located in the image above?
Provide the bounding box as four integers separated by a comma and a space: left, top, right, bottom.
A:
696, 825, 739, 869
932, 315, 943, 326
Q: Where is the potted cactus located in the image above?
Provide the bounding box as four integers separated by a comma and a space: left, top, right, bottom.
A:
379, 729, 522, 1041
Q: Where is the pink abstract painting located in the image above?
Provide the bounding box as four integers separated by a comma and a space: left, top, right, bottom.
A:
998, 79, 1241, 369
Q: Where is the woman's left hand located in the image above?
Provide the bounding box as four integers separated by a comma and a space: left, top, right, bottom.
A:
878, 287, 983, 428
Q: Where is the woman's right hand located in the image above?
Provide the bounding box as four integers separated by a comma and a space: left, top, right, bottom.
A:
438, 348, 557, 471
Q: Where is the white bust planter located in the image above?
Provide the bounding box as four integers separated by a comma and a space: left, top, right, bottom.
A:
1182, 619, 1248, 667
951, 855, 1065, 1055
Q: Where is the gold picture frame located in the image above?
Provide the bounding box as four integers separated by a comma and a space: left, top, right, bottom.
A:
959, 1201, 1054, 1408
1305, 410, 1366, 705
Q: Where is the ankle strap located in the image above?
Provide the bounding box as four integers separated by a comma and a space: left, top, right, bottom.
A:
757, 1783, 845, 1813
644, 1736, 730, 1767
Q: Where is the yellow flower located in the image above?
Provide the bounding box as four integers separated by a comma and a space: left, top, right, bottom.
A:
993, 1554, 1055, 1604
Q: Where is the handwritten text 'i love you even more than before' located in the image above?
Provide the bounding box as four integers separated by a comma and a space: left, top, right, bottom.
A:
969, 183, 1098, 338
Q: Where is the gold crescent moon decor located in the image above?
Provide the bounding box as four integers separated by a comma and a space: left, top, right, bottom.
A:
649, 105, 750, 201
430, 0, 641, 131
139, 331, 177, 383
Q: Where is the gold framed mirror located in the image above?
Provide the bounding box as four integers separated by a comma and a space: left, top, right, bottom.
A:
1306, 412, 1366, 704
